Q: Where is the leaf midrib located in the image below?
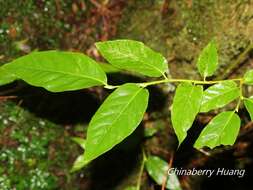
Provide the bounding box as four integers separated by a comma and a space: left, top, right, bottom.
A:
86, 86, 144, 160
201, 85, 239, 107
217, 112, 235, 145
106, 48, 165, 76
10, 64, 106, 85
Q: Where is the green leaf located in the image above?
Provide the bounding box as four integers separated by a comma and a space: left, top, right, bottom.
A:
95, 40, 168, 77
71, 137, 86, 150
243, 70, 253, 85
194, 111, 241, 149
71, 154, 86, 172
4, 51, 107, 92
83, 83, 149, 165
0, 65, 17, 86
197, 39, 218, 78
171, 83, 203, 145
200, 81, 240, 112
244, 97, 253, 120
98, 62, 121, 73
145, 156, 181, 190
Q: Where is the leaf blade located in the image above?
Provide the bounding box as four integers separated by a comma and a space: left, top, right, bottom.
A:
194, 111, 241, 149
95, 40, 168, 77
200, 81, 240, 112
84, 83, 149, 164
0, 65, 17, 86
4, 51, 107, 92
98, 62, 121, 73
171, 83, 203, 145
243, 70, 253, 85
197, 40, 218, 78
145, 156, 181, 190
244, 97, 253, 120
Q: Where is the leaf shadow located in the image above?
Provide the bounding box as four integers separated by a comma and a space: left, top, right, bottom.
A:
4, 81, 102, 125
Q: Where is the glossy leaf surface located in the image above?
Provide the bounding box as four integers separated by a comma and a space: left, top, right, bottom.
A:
84, 83, 149, 164
194, 111, 240, 149
145, 156, 181, 190
171, 83, 203, 145
96, 40, 168, 77
4, 51, 107, 92
197, 40, 218, 78
200, 81, 240, 112
0, 65, 17, 86
244, 70, 253, 85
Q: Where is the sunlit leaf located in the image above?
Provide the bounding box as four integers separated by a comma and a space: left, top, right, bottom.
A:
200, 81, 240, 112
96, 40, 168, 77
98, 62, 121, 73
194, 111, 241, 149
0, 65, 17, 86
145, 156, 181, 190
4, 51, 107, 92
197, 39, 218, 78
83, 83, 149, 165
244, 97, 253, 120
243, 70, 253, 85
171, 83, 203, 145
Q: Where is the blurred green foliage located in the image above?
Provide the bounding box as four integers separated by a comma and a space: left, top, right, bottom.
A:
0, 102, 82, 190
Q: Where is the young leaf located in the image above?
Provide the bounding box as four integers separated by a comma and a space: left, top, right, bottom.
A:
171, 83, 203, 145
71, 138, 86, 172
4, 51, 107, 92
200, 81, 240, 112
83, 83, 149, 165
0, 65, 17, 86
197, 40, 218, 78
145, 156, 181, 190
244, 97, 253, 120
243, 70, 253, 85
72, 137, 86, 150
95, 40, 168, 77
194, 111, 241, 149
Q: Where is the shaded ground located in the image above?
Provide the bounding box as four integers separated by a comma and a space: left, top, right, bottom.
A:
1, 0, 253, 190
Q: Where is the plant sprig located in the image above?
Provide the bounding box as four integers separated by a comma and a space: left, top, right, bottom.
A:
0, 39, 253, 189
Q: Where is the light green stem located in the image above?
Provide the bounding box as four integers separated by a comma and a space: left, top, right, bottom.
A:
140, 78, 243, 87
104, 78, 244, 89
235, 79, 244, 112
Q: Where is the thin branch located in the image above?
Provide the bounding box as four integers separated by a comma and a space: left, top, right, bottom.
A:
161, 152, 174, 190
136, 149, 147, 190
0, 96, 17, 101
103, 78, 244, 90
